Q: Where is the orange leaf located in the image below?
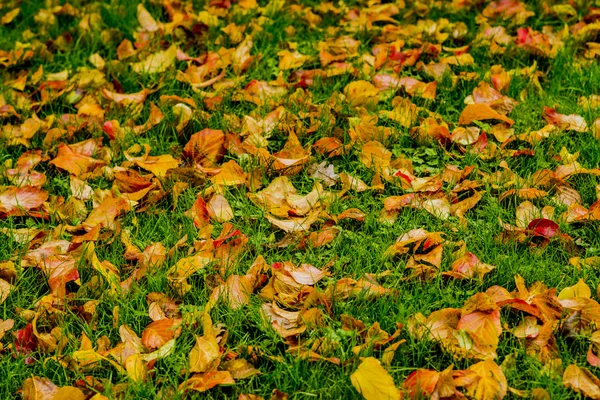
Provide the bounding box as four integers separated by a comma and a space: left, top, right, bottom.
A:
180, 371, 235, 393
49, 144, 106, 177
458, 104, 514, 126
141, 318, 178, 349
183, 129, 225, 167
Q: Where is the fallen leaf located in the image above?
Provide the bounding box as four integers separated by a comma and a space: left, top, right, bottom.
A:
141, 318, 179, 349
459, 103, 514, 126
180, 371, 235, 392
350, 357, 401, 400
563, 364, 600, 399
189, 334, 221, 373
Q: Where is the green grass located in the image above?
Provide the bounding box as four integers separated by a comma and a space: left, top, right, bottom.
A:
1, 0, 600, 398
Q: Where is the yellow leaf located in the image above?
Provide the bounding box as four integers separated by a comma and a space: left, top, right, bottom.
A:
189, 334, 221, 373
465, 360, 507, 400
344, 81, 379, 108
558, 279, 591, 300
125, 353, 147, 383
350, 357, 401, 400
277, 50, 310, 70
137, 4, 161, 32
0, 279, 12, 305
22, 377, 57, 400
132, 45, 177, 74
135, 154, 180, 178
563, 364, 600, 399
53, 386, 85, 400
1, 8, 20, 25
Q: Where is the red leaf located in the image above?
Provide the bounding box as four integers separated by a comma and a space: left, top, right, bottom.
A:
527, 218, 559, 238
14, 323, 37, 363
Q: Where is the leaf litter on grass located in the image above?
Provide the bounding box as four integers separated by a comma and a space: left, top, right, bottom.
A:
2, 0, 600, 398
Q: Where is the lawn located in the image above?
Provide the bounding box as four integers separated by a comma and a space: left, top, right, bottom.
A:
1, 0, 600, 399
